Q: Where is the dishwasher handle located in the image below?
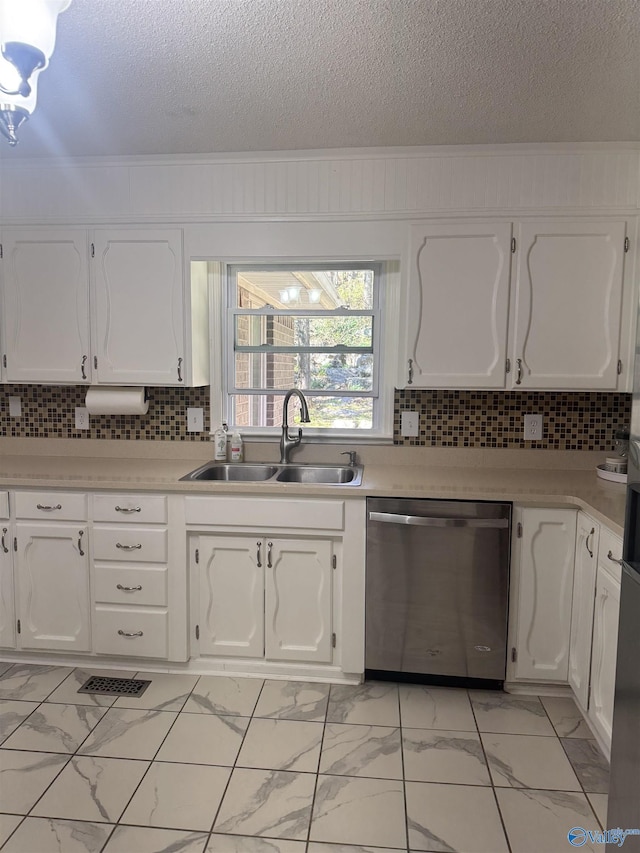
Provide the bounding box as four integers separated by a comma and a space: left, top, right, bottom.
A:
368, 511, 510, 529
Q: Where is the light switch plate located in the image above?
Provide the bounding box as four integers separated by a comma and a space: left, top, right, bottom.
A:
187, 407, 204, 432
524, 413, 544, 441
75, 407, 90, 430
401, 410, 420, 437
8, 396, 21, 418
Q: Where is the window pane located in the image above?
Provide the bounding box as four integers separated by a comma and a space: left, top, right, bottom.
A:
234, 352, 373, 392
234, 269, 374, 310
231, 394, 373, 429
234, 315, 373, 350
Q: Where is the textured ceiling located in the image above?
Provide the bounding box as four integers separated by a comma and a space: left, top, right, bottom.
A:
2, 0, 639, 159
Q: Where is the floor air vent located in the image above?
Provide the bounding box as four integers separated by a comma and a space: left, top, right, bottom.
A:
78, 676, 151, 697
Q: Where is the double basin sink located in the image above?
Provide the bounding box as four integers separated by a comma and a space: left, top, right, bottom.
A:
181, 461, 363, 486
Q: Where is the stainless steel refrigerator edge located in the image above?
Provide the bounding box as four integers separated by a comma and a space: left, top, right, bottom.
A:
366, 498, 511, 684
607, 303, 640, 847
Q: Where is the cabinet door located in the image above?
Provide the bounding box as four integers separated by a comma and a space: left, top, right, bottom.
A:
2, 229, 90, 382
265, 538, 332, 663
405, 223, 512, 387
16, 523, 90, 652
197, 536, 264, 658
510, 220, 626, 389
0, 525, 15, 648
568, 514, 599, 710
92, 229, 185, 385
512, 508, 576, 681
589, 565, 620, 751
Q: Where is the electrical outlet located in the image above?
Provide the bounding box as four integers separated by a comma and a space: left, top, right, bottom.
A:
187, 407, 204, 432
75, 407, 90, 430
524, 413, 544, 441
401, 410, 420, 437
8, 396, 21, 418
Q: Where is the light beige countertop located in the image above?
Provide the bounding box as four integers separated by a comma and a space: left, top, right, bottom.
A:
0, 451, 627, 536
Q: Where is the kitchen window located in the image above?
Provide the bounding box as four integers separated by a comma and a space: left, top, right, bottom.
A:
224, 263, 384, 434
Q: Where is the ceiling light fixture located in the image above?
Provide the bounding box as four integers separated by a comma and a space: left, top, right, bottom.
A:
0, 0, 71, 146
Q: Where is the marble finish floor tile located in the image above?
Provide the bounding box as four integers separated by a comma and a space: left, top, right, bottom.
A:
238, 717, 323, 773
541, 696, 593, 738
402, 728, 491, 785
561, 738, 610, 793
399, 684, 476, 732
496, 788, 602, 853
114, 671, 199, 711
44, 668, 136, 707
327, 682, 400, 727
588, 793, 608, 828
308, 846, 402, 853
0, 750, 68, 813
214, 767, 316, 840
0, 814, 23, 847
32, 755, 149, 823
0, 662, 14, 677
319, 724, 403, 779
156, 712, 249, 765
183, 675, 263, 716
482, 732, 581, 790
0, 699, 39, 743
310, 775, 406, 848
2, 702, 106, 754
78, 707, 177, 759
1, 817, 113, 853
254, 680, 330, 722
470, 690, 555, 735
0, 665, 72, 702
121, 761, 231, 831
103, 825, 208, 853
405, 781, 509, 852
207, 835, 306, 852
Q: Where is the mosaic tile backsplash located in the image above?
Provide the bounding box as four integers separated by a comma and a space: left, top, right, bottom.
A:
394, 389, 631, 451
0, 385, 631, 451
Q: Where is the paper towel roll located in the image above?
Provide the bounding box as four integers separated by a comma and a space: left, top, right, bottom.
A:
85, 387, 149, 416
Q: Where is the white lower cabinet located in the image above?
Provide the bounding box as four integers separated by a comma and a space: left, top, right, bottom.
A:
587, 530, 622, 754
509, 506, 577, 682
15, 522, 91, 652
568, 512, 599, 710
194, 534, 333, 665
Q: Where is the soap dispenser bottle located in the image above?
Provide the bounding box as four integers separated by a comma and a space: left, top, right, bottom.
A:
230, 430, 244, 462
213, 423, 228, 461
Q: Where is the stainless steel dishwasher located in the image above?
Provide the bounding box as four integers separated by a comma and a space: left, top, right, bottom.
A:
366, 497, 511, 686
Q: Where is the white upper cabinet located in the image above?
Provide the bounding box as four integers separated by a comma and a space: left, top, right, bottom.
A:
403, 217, 630, 391
92, 229, 187, 385
2, 230, 91, 383
406, 223, 512, 388
510, 220, 626, 389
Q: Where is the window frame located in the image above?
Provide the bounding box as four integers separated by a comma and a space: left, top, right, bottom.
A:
222, 261, 387, 437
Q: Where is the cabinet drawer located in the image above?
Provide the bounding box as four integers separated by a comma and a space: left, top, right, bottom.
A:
184, 496, 344, 531
94, 566, 167, 606
93, 494, 168, 524
14, 491, 87, 521
92, 527, 167, 563
0, 492, 9, 520
93, 606, 168, 658
599, 527, 623, 583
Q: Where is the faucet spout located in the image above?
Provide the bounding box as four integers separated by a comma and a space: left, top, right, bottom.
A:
280, 389, 311, 463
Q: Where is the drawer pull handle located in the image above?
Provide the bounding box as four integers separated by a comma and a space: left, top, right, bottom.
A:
36, 503, 62, 511
117, 629, 143, 638
1, 528, 8, 554
116, 584, 142, 591
116, 542, 142, 551
115, 506, 141, 514
607, 550, 623, 566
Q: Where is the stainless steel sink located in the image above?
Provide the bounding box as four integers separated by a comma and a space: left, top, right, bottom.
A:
276, 464, 363, 485
181, 463, 278, 482
180, 461, 363, 486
